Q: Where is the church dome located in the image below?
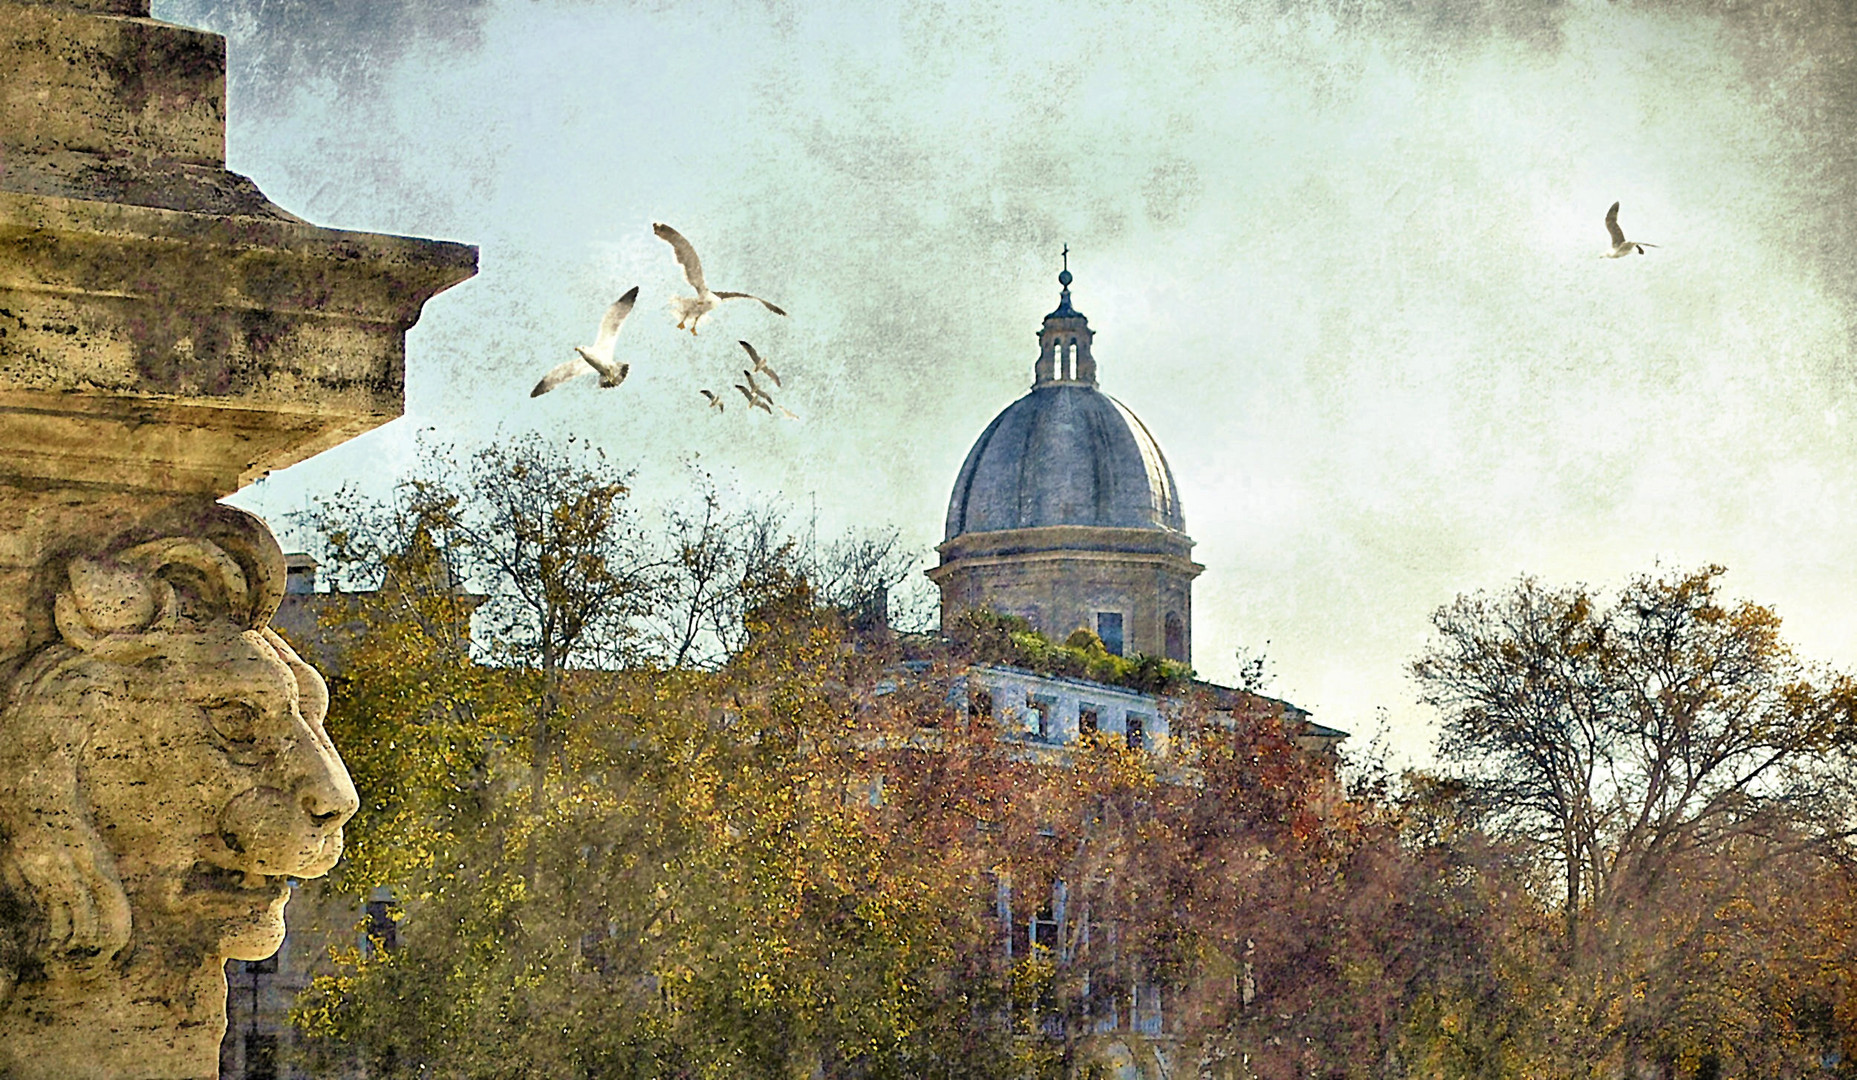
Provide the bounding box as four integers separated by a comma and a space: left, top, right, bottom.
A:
931, 256, 1201, 664
944, 384, 1185, 539
944, 261, 1184, 540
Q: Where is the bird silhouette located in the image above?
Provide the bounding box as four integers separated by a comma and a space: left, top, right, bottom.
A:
738, 340, 781, 387
1603, 202, 1657, 258
742, 369, 778, 406
734, 383, 772, 414
652, 223, 786, 334
531, 286, 639, 397
700, 389, 725, 413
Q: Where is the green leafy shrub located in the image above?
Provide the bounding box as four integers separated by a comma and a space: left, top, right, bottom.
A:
948, 609, 1194, 693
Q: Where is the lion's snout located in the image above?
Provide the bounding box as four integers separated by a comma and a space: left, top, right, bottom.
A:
217, 737, 358, 878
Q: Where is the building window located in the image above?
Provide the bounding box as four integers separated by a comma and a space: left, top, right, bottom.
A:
970, 688, 994, 720
365, 898, 398, 953
1078, 706, 1099, 737
1164, 612, 1185, 662
244, 953, 278, 975
1125, 715, 1146, 751
1030, 901, 1060, 954
580, 927, 614, 976
1132, 983, 1165, 1035
283, 554, 317, 595
1027, 695, 1054, 741
1095, 612, 1124, 656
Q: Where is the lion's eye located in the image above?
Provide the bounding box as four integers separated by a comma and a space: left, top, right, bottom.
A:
203, 701, 265, 762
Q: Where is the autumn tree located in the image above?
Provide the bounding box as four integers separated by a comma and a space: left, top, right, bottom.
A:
1413, 565, 1857, 1078
286, 433, 1621, 1080
643, 481, 919, 669
291, 565, 1030, 1078
303, 432, 658, 868
276, 517, 510, 892
283, 436, 1019, 1078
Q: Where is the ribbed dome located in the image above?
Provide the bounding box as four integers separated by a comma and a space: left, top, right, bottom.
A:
944, 384, 1185, 540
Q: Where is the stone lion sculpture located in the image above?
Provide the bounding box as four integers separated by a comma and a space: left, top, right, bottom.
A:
0, 505, 358, 1079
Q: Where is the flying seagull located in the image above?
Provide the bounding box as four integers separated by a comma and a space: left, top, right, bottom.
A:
700, 389, 725, 413
531, 286, 639, 397
742, 369, 776, 406
652, 222, 787, 334
734, 383, 773, 414
1603, 202, 1657, 258
737, 370, 793, 418
738, 340, 781, 387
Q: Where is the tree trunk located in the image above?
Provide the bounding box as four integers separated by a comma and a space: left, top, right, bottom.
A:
1565, 829, 1581, 952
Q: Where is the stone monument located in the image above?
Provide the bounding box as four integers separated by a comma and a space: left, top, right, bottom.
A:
0, 2, 476, 1076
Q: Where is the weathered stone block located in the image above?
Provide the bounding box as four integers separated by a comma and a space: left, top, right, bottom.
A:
0, 2, 222, 164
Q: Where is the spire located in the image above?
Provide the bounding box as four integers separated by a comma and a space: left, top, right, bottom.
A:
1034, 246, 1095, 386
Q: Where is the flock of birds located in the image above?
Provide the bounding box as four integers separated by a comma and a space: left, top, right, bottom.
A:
532, 204, 1657, 408
531, 222, 795, 419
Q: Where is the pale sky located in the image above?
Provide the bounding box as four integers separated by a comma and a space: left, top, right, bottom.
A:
153, 0, 1857, 763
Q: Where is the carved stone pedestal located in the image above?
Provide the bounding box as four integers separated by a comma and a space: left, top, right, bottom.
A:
0, 3, 475, 1076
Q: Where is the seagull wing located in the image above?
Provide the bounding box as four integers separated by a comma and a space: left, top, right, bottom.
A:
778, 404, 799, 421
743, 369, 771, 402
653, 223, 707, 293
586, 286, 640, 363
1605, 202, 1625, 246
701, 389, 724, 412
532, 355, 593, 397
714, 292, 786, 316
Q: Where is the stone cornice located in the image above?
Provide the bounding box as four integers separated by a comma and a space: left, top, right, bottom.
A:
0, 6, 468, 1074
0, 191, 475, 495
935, 524, 1199, 563
2, 3, 220, 163
0, 191, 475, 325
929, 526, 1204, 584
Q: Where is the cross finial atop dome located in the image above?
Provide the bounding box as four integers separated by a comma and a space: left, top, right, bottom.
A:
1047, 246, 1082, 321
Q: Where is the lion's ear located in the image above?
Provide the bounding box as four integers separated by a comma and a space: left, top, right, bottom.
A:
116, 538, 249, 623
